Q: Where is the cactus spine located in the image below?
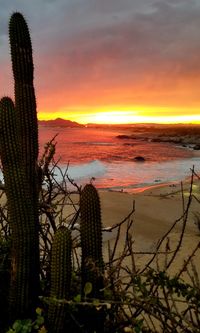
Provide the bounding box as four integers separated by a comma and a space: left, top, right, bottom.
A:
0, 12, 39, 321
80, 184, 104, 298
48, 226, 72, 333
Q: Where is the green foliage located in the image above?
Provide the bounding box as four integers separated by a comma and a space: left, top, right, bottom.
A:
83, 282, 93, 297
6, 308, 46, 333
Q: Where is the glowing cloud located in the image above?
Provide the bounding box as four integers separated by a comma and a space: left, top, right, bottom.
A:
1, 1, 200, 124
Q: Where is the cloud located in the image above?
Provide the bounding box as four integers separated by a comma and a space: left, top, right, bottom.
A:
1, 0, 200, 113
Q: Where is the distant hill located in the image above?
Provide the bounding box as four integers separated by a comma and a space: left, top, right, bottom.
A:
39, 118, 84, 127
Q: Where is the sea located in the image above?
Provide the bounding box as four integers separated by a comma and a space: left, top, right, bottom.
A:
38, 125, 200, 193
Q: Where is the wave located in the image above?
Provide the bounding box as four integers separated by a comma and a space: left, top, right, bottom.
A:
66, 160, 107, 180
48, 156, 200, 189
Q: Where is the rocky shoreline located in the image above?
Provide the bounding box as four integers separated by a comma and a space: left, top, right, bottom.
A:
116, 124, 200, 151
144, 135, 200, 150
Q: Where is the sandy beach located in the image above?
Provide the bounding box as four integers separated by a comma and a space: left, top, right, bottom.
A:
99, 176, 200, 278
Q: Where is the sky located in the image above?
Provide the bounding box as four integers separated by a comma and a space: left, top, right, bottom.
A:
0, 0, 200, 124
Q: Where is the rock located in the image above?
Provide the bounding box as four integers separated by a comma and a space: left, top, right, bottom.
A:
151, 137, 160, 142
133, 156, 145, 162
116, 135, 132, 139
193, 144, 200, 150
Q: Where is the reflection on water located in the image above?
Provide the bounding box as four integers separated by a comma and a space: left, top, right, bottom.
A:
39, 126, 199, 191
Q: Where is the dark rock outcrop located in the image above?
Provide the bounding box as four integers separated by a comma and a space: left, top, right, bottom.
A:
133, 156, 145, 162
116, 135, 132, 139
193, 144, 200, 150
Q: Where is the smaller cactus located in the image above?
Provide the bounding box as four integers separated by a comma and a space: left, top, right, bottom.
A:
80, 184, 104, 298
47, 226, 72, 333
79, 184, 105, 333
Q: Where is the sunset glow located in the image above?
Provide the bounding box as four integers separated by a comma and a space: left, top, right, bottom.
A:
38, 107, 200, 124
1, 1, 200, 125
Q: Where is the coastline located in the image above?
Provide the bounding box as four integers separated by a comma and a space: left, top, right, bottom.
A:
97, 146, 200, 194
65, 146, 200, 193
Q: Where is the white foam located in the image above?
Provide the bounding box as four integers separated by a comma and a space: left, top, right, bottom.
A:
50, 156, 200, 191
66, 159, 107, 180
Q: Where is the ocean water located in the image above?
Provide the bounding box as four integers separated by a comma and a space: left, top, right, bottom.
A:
39, 126, 200, 192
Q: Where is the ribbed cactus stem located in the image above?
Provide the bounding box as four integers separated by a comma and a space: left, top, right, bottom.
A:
9, 12, 38, 162
48, 226, 72, 333
9, 12, 38, 205
80, 184, 104, 298
0, 97, 40, 319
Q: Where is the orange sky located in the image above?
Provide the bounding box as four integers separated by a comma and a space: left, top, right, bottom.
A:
38, 107, 200, 124
1, 1, 200, 124
37, 71, 200, 123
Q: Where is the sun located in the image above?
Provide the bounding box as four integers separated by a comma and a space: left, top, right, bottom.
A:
91, 110, 138, 124
81, 110, 200, 124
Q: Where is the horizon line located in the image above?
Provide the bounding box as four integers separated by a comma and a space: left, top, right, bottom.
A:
38, 118, 200, 126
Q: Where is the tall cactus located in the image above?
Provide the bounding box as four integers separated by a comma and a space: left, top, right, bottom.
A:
48, 226, 72, 333
80, 184, 104, 298
9, 12, 39, 216
9, 12, 38, 174
0, 12, 39, 321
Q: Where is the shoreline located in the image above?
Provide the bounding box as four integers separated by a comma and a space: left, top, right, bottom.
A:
66, 148, 200, 194
98, 171, 198, 195
99, 145, 200, 194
